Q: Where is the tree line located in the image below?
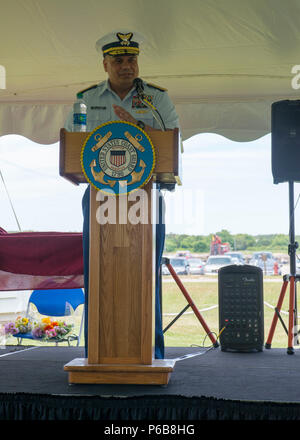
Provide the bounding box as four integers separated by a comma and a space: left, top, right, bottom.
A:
165, 229, 297, 253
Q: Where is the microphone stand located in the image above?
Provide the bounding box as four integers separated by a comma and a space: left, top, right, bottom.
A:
140, 98, 166, 132
134, 79, 166, 131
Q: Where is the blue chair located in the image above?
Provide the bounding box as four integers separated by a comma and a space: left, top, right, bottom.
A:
15, 288, 85, 346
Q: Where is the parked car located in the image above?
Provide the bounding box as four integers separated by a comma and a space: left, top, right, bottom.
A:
204, 255, 234, 274
169, 257, 190, 275
175, 250, 192, 258
249, 252, 275, 275
224, 252, 245, 264
188, 258, 205, 275
161, 263, 170, 275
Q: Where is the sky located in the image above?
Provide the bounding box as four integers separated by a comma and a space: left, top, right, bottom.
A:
0, 132, 297, 236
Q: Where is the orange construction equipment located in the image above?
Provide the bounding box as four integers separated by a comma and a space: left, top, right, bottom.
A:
210, 234, 230, 255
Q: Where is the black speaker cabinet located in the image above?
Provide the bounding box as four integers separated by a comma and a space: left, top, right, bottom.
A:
218, 265, 264, 352
272, 99, 300, 184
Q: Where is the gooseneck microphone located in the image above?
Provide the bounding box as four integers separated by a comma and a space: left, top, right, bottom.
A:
133, 77, 166, 131
133, 77, 145, 98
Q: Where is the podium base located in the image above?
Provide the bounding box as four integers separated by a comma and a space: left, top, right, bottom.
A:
64, 358, 175, 385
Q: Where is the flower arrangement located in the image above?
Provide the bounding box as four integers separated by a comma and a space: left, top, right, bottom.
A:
4, 316, 73, 341
31, 317, 73, 341
4, 316, 32, 335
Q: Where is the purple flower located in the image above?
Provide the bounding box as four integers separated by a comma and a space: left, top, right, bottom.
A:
55, 326, 67, 336
4, 322, 18, 335
32, 326, 44, 339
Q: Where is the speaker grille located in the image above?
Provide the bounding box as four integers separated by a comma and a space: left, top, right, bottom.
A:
218, 265, 264, 352
272, 99, 300, 184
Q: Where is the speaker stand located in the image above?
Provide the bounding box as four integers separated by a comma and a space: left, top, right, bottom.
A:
162, 257, 219, 348
265, 181, 299, 354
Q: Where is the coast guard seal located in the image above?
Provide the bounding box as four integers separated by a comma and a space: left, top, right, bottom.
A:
81, 121, 155, 195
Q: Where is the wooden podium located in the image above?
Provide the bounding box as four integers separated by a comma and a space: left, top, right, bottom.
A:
60, 127, 181, 385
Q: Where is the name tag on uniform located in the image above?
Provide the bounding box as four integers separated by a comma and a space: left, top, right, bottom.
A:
134, 109, 150, 114
90, 106, 107, 110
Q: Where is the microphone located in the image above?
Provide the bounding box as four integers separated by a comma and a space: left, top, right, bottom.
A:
133, 77, 145, 98
133, 77, 166, 131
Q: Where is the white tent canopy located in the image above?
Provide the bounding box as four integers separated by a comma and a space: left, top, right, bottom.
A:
0, 0, 300, 143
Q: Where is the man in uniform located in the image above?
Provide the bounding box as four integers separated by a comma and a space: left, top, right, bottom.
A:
65, 30, 179, 359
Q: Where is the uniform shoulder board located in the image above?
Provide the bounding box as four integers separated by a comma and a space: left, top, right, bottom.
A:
76, 84, 98, 98
146, 82, 167, 92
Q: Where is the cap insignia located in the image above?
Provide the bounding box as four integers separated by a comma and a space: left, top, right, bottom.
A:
116, 32, 133, 46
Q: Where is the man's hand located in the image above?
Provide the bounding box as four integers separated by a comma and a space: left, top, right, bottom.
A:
113, 104, 137, 124
113, 104, 161, 132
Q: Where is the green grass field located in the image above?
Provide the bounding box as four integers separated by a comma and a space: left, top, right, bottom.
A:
161, 276, 297, 349
3, 276, 297, 349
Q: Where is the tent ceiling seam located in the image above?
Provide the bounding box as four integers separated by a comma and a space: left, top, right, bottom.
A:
0, 93, 299, 105
0, 73, 294, 100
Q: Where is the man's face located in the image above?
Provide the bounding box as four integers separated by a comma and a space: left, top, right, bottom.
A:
103, 55, 139, 89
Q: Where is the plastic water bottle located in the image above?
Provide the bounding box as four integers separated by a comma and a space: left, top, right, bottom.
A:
73, 98, 87, 132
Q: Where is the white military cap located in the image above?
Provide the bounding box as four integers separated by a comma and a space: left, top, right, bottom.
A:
95, 30, 145, 56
